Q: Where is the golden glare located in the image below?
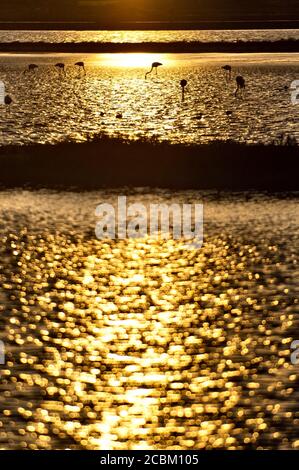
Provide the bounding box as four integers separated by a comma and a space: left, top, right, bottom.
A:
97, 53, 169, 68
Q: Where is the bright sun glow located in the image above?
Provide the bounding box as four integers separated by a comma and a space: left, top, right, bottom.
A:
96, 53, 169, 68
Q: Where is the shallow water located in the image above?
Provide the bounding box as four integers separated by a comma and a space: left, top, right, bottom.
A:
0, 52, 298, 145
0, 190, 298, 450
0, 29, 299, 44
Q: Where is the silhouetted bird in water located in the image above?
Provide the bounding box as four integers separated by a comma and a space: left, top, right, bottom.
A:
116, 113, 123, 119
235, 76, 246, 98
222, 65, 232, 81
24, 64, 38, 74
145, 62, 163, 79
75, 61, 86, 76
4, 95, 13, 112
55, 63, 66, 75
180, 79, 188, 101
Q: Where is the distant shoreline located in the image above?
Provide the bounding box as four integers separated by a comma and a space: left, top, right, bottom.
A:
0, 21, 299, 31
1, 40, 299, 54
0, 138, 298, 191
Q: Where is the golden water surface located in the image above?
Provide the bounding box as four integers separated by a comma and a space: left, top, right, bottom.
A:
0, 30, 299, 44
0, 53, 298, 145
0, 190, 298, 450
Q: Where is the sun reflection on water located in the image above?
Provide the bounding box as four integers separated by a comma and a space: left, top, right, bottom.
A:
0, 190, 298, 449
96, 53, 171, 68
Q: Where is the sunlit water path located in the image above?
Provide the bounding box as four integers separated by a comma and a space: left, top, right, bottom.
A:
0, 190, 298, 449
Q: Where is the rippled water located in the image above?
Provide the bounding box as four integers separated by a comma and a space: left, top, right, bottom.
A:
0, 52, 298, 145
0, 29, 299, 44
0, 190, 298, 450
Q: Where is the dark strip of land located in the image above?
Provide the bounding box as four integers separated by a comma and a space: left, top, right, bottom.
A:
1, 40, 299, 54
0, 137, 298, 191
1, 21, 299, 30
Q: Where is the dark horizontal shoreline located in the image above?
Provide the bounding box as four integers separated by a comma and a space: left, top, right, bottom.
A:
0, 138, 298, 191
1, 40, 299, 54
1, 21, 299, 30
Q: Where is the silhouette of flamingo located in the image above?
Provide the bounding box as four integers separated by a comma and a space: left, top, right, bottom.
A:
235, 76, 246, 98
55, 63, 66, 75
222, 65, 232, 81
75, 61, 86, 76
180, 79, 188, 101
24, 64, 38, 75
4, 95, 13, 112
145, 62, 163, 79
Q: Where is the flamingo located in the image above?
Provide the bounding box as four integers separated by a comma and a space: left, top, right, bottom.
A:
55, 63, 66, 75
24, 64, 38, 74
4, 95, 13, 112
180, 79, 187, 101
145, 62, 162, 79
75, 61, 86, 76
235, 76, 246, 98
222, 65, 232, 81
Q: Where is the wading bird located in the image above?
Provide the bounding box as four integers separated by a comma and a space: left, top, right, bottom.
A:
75, 61, 86, 76
55, 63, 66, 75
24, 64, 38, 74
4, 95, 13, 112
145, 62, 163, 79
180, 79, 188, 101
222, 65, 232, 81
235, 76, 246, 98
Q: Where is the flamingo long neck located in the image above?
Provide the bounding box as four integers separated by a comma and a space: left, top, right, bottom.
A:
147, 66, 154, 75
